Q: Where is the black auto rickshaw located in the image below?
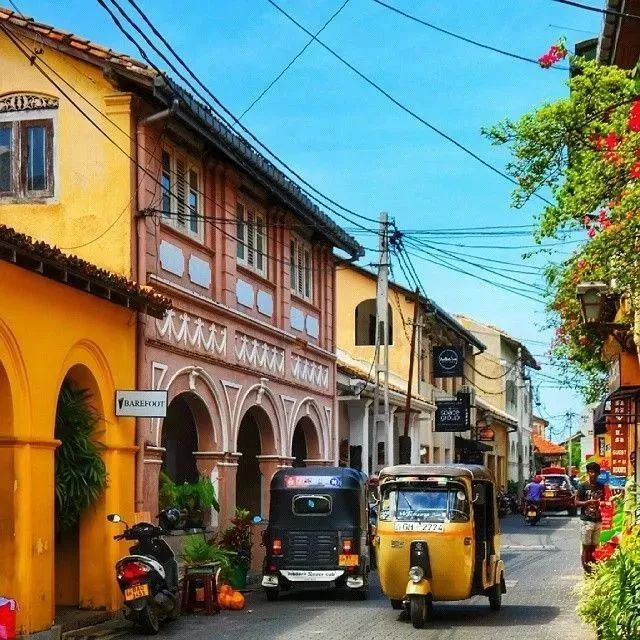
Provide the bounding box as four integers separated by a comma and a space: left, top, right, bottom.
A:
261, 467, 370, 600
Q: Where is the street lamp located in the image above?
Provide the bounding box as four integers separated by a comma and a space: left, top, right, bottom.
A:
576, 281, 608, 324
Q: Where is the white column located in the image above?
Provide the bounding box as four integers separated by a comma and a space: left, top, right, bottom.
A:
386, 406, 398, 466
347, 400, 372, 475
410, 413, 420, 464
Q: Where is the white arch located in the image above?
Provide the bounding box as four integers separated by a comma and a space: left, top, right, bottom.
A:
290, 397, 328, 460
158, 365, 229, 451
234, 382, 284, 454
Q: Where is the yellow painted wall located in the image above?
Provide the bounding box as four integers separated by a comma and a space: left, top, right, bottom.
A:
0, 33, 134, 277
336, 266, 417, 381
0, 260, 137, 635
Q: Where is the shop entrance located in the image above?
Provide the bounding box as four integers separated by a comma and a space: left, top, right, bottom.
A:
161, 394, 200, 484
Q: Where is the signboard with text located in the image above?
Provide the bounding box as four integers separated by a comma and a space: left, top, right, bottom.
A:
115, 390, 168, 418
608, 398, 632, 477
433, 346, 464, 378
435, 392, 470, 432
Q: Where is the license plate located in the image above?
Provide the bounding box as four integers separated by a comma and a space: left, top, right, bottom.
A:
527, 511, 537, 517
544, 491, 554, 497
339, 554, 359, 567
124, 584, 149, 601
394, 522, 444, 532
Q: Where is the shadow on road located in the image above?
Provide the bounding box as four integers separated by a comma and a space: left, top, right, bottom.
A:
417, 603, 563, 628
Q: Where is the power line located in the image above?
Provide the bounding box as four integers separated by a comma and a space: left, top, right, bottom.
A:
372, 0, 569, 70
2, 24, 379, 259
238, 0, 352, 121
113, 0, 380, 228
265, 0, 554, 206
550, 0, 640, 21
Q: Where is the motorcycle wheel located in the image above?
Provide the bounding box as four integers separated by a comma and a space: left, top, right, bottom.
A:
410, 595, 429, 629
166, 596, 181, 622
138, 604, 160, 635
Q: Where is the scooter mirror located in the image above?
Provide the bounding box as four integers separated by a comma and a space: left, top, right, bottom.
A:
252, 515, 264, 525
107, 513, 121, 523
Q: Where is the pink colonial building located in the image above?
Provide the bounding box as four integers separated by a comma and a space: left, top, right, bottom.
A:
129, 79, 362, 528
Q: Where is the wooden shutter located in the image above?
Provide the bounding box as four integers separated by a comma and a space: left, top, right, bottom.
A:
256, 214, 265, 274
176, 157, 186, 225
236, 203, 246, 261
246, 210, 255, 267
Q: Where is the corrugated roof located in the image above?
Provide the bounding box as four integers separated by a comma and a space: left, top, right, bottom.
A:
533, 433, 566, 456
0, 5, 363, 258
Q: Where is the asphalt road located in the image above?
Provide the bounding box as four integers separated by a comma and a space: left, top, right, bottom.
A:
123, 514, 595, 640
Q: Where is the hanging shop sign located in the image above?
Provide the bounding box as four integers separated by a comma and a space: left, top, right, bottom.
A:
608, 398, 632, 477
433, 346, 464, 378
115, 390, 168, 418
477, 427, 495, 442
435, 391, 471, 432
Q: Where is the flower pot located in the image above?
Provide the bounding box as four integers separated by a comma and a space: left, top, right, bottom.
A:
228, 563, 248, 589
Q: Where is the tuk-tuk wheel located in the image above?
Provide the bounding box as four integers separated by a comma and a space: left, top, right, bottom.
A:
488, 582, 502, 611
409, 595, 429, 629
265, 588, 279, 602
390, 599, 404, 610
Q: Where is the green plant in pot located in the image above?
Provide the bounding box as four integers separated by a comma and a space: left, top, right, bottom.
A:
220, 509, 253, 588
180, 534, 236, 578
159, 472, 219, 530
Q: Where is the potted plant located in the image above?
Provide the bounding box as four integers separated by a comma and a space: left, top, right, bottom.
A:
180, 534, 236, 576
220, 509, 253, 589
159, 472, 219, 530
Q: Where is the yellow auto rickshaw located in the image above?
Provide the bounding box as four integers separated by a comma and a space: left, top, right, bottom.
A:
374, 464, 505, 628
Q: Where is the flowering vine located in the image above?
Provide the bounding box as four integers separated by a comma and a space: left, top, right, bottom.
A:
538, 38, 568, 68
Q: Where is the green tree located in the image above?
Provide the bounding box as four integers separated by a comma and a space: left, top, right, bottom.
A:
483, 58, 640, 401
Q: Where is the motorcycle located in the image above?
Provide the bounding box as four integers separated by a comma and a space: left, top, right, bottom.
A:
497, 491, 510, 519
524, 501, 542, 526
107, 508, 181, 634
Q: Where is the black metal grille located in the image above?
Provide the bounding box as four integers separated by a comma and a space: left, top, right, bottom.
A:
286, 531, 338, 567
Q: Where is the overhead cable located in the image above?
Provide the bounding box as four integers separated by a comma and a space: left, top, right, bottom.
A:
265, 0, 554, 206
372, 0, 569, 70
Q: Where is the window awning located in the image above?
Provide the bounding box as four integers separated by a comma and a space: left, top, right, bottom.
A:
455, 436, 492, 453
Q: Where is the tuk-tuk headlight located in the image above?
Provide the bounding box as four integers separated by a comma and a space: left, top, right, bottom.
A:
409, 566, 424, 583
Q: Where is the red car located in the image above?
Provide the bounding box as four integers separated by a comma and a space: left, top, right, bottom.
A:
541, 474, 577, 516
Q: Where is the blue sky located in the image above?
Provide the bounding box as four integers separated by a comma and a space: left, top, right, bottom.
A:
16, 0, 602, 439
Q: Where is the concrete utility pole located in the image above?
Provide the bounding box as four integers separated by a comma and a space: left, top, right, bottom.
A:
373, 212, 391, 467
399, 288, 420, 464
516, 347, 525, 487
565, 411, 577, 475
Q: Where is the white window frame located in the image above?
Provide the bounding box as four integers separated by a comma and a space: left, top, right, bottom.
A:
236, 200, 267, 278
290, 234, 313, 302
160, 145, 203, 241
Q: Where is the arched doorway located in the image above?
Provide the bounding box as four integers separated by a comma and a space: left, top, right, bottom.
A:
291, 415, 322, 467
54, 365, 105, 613
236, 406, 275, 518
161, 394, 203, 484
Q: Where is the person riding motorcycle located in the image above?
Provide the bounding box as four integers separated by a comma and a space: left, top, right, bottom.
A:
524, 475, 545, 506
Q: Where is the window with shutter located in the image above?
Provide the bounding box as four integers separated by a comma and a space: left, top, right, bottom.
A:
160, 147, 202, 239
236, 201, 267, 277
290, 235, 313, 301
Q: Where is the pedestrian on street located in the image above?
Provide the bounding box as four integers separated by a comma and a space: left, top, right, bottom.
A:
575, 462, 610, 573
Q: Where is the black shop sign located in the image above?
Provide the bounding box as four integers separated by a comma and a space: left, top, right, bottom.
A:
433, 346, 464, 378
435, 392, 471, 433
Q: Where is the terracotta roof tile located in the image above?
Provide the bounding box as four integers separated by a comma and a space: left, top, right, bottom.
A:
532, 433, 566, 456
0, 225, 171, 318
0, 6, 154, 77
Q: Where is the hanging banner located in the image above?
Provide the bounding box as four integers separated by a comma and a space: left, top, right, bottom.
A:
435, 391, 471, 432
608, 398, 631, 477
432, 346, 464, 378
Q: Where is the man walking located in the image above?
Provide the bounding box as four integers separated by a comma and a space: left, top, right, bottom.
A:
575, 462, 609, 573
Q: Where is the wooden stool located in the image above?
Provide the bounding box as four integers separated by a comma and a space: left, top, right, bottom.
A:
181, 570, 220, 615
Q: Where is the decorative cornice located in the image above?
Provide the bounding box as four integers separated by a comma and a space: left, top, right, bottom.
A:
0, 93, 58, 112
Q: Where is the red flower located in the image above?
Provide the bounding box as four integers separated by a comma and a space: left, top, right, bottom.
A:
538, 40, 568, 68
604, 150, 621, 165
588, 226, 597, 238
630, 161, 640, 179
597, 209, 609, 224
606, 132, 620, 150
629, 100, 640, 132
577, 259, 587, 270
583, 215, 592, 227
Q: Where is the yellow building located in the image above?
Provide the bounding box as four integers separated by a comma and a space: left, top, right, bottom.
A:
335, 265, 485, 473
0, 227, 167, 638
456, 317, 540, 487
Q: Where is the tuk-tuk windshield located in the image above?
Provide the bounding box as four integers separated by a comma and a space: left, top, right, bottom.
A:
379, 483, 470, 523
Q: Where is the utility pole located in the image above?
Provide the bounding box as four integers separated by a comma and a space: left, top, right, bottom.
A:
565, 411, 577, 475
399, 288, 420, 464
373, 212, 391, 467
516, 347, 524, 487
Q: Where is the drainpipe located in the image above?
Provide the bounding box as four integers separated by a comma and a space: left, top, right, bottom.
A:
134, 100, 178, 513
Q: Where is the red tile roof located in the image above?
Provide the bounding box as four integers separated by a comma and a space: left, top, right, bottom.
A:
533, 433, 566, 456
0, 6, 153, 78
0, 225, 171, 318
